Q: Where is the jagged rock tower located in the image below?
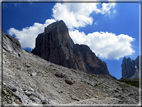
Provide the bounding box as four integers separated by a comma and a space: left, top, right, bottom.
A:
121, 56, 141, 79
32, 20, 110, 75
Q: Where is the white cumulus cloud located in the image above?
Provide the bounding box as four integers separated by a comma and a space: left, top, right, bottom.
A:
8, 19, 56, 49
69, 30, 135, 60
8, 2, 116, 49
100, 3, 116, 15
7, 2, 135, 60
52, 3, 116, 30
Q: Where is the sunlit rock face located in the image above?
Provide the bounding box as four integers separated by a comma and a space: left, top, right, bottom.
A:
32, 20, 110, 76
3, 33, 22, 57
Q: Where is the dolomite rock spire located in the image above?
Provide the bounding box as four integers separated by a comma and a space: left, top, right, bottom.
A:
32, 20, 111, 76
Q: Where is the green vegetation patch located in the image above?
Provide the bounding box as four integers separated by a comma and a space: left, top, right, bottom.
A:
118, 78, 139, 88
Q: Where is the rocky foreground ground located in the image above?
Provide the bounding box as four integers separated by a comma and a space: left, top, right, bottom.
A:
1, 33, 140, 106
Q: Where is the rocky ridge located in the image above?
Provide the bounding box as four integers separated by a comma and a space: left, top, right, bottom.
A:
121, 56, 141, 79
32, 20, 112, 77
1, 31, 140, 106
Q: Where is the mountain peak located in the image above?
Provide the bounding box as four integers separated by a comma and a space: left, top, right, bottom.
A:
44, 20, 67, 33
32, 21, 112, 77
58, 19, 64, 24
121, 56, 141, 79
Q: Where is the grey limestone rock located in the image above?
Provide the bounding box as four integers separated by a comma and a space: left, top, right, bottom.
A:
3, 33, 22, 57
65, 77, 75, 85
32, 20, 111, 77
121, 57, 135, 78
55, 72, 66, 78
121, 56, 141, 79
7, 85, 17, 92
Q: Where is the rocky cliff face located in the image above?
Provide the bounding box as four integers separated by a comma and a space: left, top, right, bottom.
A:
121, 56, 141, 79
3, 33, 22, 57
130, 56, 142, 79
135, 56, 140, 70
32, 20, 110, 76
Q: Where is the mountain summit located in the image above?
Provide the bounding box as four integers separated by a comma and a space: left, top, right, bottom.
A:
32, 20, 111, 76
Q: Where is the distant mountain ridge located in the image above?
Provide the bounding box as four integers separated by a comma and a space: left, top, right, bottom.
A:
32, 20, 114, 78
121, 56, 141, 79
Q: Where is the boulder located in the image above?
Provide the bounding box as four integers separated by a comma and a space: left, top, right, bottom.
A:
64, 77, 75, 85
7, 85, 17, 92
55, 72, 66, 78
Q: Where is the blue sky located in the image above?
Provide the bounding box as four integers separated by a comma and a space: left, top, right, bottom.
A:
2, 2, 140, 79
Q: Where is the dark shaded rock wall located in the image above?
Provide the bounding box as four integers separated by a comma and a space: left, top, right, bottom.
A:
121, 56, 141, 79
32, 20, 110, 76
135, 56, 139, 70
